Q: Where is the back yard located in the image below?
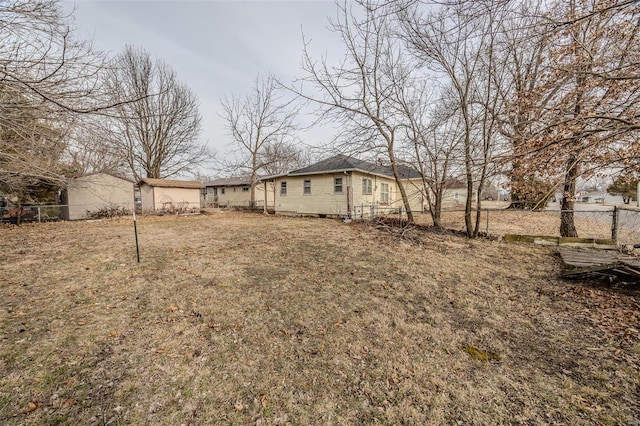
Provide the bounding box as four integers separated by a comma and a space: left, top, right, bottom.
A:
1, 212, 639, 425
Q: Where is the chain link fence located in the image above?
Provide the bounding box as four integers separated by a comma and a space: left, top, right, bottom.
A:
1, 200, 205, 223
0, 204, 65, 223
414, 205, 640, 247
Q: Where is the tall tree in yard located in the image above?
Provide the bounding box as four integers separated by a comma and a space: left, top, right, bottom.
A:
607, 173, 639, 204
398, 82, 464, 228
0, 0, 115, 212
491, 1, 555, 209
221, 75, 300, 208
104, 45, 205, 181
518, 0, 640, 237
290, 0, 418, 221
399, 0, 506, 235
0, 90, 66, 223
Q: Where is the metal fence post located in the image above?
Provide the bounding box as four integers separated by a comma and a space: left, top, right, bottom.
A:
611, 206, 619, 241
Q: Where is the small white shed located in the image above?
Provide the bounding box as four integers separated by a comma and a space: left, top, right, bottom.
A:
62, 173, 134, 220
138, 178, 202, 213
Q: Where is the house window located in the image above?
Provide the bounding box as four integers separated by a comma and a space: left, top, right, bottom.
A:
303, 180, 311, 195
362, 178, 372, 195
334, 177, 343, 194
233, 187, 236, 192
380, 182, 389, 203
242, 186, 249, 192
280, 181, 287, 196
221, 188, 225, 195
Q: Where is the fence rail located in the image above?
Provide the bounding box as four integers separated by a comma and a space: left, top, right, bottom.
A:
3, 201, 639, 247
1, 204, 66, 223
414, 206, 640, 247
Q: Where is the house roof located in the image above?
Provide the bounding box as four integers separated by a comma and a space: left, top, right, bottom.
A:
138, 178, 202, 189
442, 178, 466, 189
286, 154, 421, 179
71, 172, 134, 183
204, 177, 251, 187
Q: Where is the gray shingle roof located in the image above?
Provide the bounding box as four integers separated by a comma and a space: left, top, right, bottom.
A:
204, 177, 250, 187
288, 154, 421, 179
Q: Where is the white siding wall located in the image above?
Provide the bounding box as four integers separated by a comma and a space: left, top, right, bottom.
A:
275, 174, 349, 216
213, 183, 275, 208
351, 173, 424, 215
140, 184, 155, 213
66, 174, 134, 220
152, 187, 201, 211
273, 172, 425, 216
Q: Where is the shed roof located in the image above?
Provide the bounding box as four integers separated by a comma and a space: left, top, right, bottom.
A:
70, 172, 134, 184
204, 177, 251, 187
138, 178, 202, 189
287, 154, 421, 179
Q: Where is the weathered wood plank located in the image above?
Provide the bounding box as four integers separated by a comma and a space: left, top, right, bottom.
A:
558, 247, 640, 282
504, 234, 616, 249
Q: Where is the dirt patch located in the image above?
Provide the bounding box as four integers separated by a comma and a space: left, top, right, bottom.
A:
1, 212, 638, 424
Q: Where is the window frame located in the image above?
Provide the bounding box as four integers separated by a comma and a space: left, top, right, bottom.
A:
303, 179, 311, 195
334, 177, 343, 194
362, 178, 372, 195
380, 182, 389, 204
280, 181, 287, 196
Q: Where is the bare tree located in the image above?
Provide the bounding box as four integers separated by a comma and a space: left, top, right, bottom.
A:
221, 74, 300, 208
511, 0, 640, 236
0, 89, 67, 223
290, 0, 419, 221
399, 0, 505, 236
397, 80, 464, 228
104, 45, 206, 181
64, 118, 128, 176
259, 141, 310, 176
0, 0, 114, 209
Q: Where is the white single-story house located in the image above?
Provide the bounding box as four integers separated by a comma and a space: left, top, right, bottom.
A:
138, 178, 202, 213
263, 154, 424, 218
552, 189, 624, 205
61, 173, 134, 220
203, 177, 275, 209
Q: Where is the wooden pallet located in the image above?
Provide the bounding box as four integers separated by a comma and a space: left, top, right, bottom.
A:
558, 247, 640, 282
504, 234, 617, 249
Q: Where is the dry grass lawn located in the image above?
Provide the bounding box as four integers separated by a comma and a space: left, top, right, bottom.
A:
1, 211, 639, 425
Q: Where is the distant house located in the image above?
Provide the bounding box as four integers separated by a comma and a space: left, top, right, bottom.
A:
138, 178, 202, 213
61, 173, 134, 220
571, 188, 624, 205
263, 154, 424, 218
441, 178, 469, 206
203, 177, 275, 209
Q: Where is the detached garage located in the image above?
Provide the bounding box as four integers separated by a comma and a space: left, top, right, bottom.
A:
61, 173, 134, 220
138, 178, 202, 213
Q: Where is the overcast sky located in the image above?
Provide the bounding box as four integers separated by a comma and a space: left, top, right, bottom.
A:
64, 0, 343, 177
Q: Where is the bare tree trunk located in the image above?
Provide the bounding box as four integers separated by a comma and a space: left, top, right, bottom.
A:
560, 155, 578, 237
250, 155, 257, 209
433, 186, 443, 228
388, 148, 414, 223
